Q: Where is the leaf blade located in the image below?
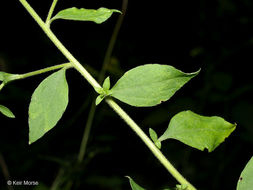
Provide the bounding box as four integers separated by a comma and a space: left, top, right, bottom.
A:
126, 176, 146, 190
52, 7, 121, 24
95, 95, 105, 106
28, 69, 69, 144
110, 64, 200, 107
159, 110, 236, 152
149, 128, 161, 149
237, 157, 253, 190
103, 77, 110, 90
0, 104, 15, 118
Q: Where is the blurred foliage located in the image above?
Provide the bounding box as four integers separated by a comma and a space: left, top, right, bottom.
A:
0, 0, 253, 190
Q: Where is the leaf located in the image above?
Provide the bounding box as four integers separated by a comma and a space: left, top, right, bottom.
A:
28, 69, 69, 144
103, 77, 110, 90
237, 156, 253, 190
176, 184, 188, 190
96, 95, 105, 106
52, 7, 121, 24
149, 128, 161, 149
158, 110, 236, 152
110, 64, 200, 107
0, 104, 15, 118
126, 176, 146, 190
94, 87, 104, 94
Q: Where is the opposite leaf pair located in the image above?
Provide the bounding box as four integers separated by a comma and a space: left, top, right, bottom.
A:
3, 63, 236, 154
95, 77, 112, 105
29, 63, 199, 144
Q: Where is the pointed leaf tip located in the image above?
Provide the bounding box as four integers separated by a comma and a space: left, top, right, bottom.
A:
126, 176, 146, 190
159, 110, 236, 152
149, 128, 161, 149
103, 77, 110, 90
110, 64, 200, 107
0, 105, 15, 118
95, 95, 105, 105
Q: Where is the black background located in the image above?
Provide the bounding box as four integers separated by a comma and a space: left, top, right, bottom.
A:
0, 0, 253, 189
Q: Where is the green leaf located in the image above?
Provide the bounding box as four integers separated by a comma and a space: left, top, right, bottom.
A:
149, 128, 161, 149
159, 110, 236, 152
103, 77, 110, 90
176, 184, 188, 190
126, 176, 146, 190
52, 7, 121, 24
94, 87, 104, 94
110, 64, 200, 107
237, 156, 253, 190
96, 95, 105, 106
29, 69, 69, 144
0, 104, 15, 118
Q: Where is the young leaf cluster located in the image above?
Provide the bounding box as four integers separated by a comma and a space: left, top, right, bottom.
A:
95, 77, 112, 105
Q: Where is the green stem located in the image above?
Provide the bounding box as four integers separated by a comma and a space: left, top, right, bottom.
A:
17, 62, 71, 80
50, 168, 65, 190
77, 101, 96, 163
46, 0, 59, 26
0, 63, 71, 92
18, 1, 196, 189
106, 98, 196, 190
98, 0, 128, 83
0, 153, 14, 190
19, 0, 101, 91
77, 0, 128, 164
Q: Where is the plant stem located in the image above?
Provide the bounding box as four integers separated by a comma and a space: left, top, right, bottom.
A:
105, 98, 196, 190
17, 62, 71, 80
46, 0, 59, 26
98, 0, 128, 83
19, 0, 101, 91
77, 0, 128, 164
0, 153, 14, 190
77, 101, 96, 163
51, 168, 65, 190
0, 63, 71, 91
18, 1, 197, 189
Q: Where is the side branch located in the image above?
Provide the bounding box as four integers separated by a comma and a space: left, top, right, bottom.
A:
18, 1, 197, 189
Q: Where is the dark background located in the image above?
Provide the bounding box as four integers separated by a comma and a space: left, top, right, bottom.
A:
0, 0, 253, 189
